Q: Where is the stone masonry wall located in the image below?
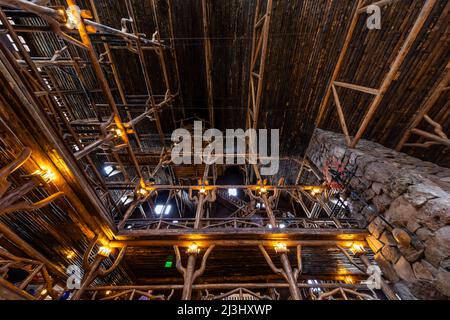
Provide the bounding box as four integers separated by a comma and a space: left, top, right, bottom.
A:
307, 129, 450, 300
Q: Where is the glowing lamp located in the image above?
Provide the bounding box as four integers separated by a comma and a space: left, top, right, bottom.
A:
199, 188, 206, 194
187, 243, 200, 255
65, 6, 81, 30
259, 187, 267, 194
310, 187, 322, 196
98, 246, 111, 257
66, 251, 76, 259
274, 242, 288, 254
349, 243, 366, 255
344, 276, 354, 284
40, 289, 48, 296
137, 187, 148, 197
115, 128, 123, 137
105, 290, 111, 295
33, 168, 56, 183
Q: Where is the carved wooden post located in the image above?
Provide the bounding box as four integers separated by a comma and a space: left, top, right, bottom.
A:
174, 244, 215, 300
259, 244, 302, 300
72, 236, 127, 300
260, 193, 276, 225
73, 254, 105, 300
279, 253, 301, 300
189, 187, 216, 229
194, 193, 205, 229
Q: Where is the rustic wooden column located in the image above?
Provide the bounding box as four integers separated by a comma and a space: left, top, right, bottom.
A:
259, 244, 302, 300
72, 254, 105, 300
194, 193, 206, 229
260, 193, 276, 225
174, 245, 215, 300
182, 254, 197, 300
72, 236, 127, 300
279, 253, 302, 300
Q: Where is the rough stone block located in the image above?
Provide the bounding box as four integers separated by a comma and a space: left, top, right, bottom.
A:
374, 253, 399, 283
436, 268, 450, 297
392, 228, 411, 247
424, 226, 450, 268
372, 193, 393, 213
394, 256, 416, 282
368, 217, 385, 238
371, 182, 384, 195
379, 231, 396, 246
367, 235, 384, 253
399, 244, 424, 263
381, 245, 401, 263
412, 261, 434, 281
385, 197, 418, 229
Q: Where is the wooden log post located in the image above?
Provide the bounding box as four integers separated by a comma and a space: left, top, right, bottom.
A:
72, 254, 105, 300
72, 236, 127, 300
194, 193, 206, 229
182, 254, 197, 300
174, 245, 215, 300
259, 244, 302, 300
279, 253, 302, 300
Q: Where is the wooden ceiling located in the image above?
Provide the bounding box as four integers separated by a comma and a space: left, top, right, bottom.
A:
7, 0, 445, 162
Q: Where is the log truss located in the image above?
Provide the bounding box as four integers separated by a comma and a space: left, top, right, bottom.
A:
245, 0, 273, 130
316, 0, 440, 149
396, 63, 450, 150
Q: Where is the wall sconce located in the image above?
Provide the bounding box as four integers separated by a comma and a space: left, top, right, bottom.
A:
349, 243, 366, 256
187, 243, 200, 255
310, 187, 322, 197
113, 128, 124, 138
274, 242, 288, 254
65, 250, 76, 259
105, 290, 111, 295
65, 5, 81, 30
98, 246, 111, 257
137, 187, 149, 197
32, 168, 56, 184
344, 276, 354, 284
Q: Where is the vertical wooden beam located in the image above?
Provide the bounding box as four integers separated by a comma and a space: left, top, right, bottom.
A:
72, 254, 104, 300
66, 0, 144, 178
182, 254, 196, 300
279, 253, 302, 300
167, 0, 185, 118
194, 193, 206, 229
201, 0, 214, 127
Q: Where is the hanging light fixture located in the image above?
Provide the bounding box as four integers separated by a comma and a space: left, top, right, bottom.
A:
187, 243, 200, 255
349, 243, 366, 256
98, 246, 111, 257
274, 242, 288, 254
